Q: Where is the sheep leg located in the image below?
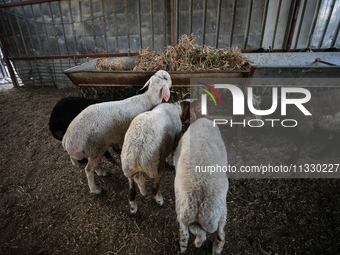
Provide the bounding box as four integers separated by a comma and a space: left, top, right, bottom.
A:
103, 150, 118, 165
189, 223, 206, 248
84, 157, 102, 194
128, 178, 139, 218
94, 154, 107, 176
179, 221, 189, 253
152, 176, 166, 207
212, 210, 227, 255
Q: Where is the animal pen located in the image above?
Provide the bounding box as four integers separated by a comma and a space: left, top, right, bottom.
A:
1, 0, 340, 254
0, 0, 339, 90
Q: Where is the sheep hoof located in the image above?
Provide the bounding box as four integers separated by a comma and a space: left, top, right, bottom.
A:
91, 187, 102, 194
95, 169, 107, 176
179, 245, 187, 253
159, 199, 167, 208
129, 209, 140, 218
194, 238, 204, 248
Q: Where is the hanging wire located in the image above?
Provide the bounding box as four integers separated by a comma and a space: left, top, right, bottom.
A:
0, 0, 138, 25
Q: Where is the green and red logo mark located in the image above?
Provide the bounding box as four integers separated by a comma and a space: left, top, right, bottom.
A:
197, 82, 222, 106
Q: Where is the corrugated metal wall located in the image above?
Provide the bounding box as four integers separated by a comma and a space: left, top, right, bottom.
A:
0, 0, 339, 88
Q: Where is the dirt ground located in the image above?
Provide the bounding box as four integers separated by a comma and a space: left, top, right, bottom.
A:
0, 85, 339, 255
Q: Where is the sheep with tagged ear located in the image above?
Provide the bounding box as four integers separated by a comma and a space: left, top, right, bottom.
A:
62, 70, 172, 194
174, 118, 229, 255
121, 99, 203, 217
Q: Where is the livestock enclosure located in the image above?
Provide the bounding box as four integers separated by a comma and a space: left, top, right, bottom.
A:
0, 0, 340, 254
0, 85, 340, 254
0, 0, 339, 88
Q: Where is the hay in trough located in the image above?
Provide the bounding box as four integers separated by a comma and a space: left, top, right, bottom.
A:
133, 34, 252, 71
95, 34, 252, 72
95, 58, 131, 71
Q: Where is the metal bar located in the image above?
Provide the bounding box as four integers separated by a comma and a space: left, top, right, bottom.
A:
100, 0, 108, 53
39, 2, 52, 55
241, 48, 336, 52
273, 0, 283, 48
58, 1, 70, 55
9, 52, 139, 60
293, 0, 307, 49
90, 0, 98, 54
286, 0, 302, 51
125, 0, 131, 52
260, 0, 269, 47
48, 2, 61, 55
230, 0, 237, 46
29, 4, 43, 56
332, 14, 340, 48
151, 0, 154, 50
215, 0, 222, 48
12, 3, 29, 56
307, 0, 322, 48
163, 0, 167, 47
5, 5, 21, 57
9, 48, 340, 61
137, 0, 142, 48
202, 0, 207, 45
79, 0, 87, 53
189, 0, 192, 35
170, 0, 176, 46
244, 0, 253, 50
67, 0, 78, 54
319, 0, 335, 48
113, 0, 119, 51
0, 33, 19, 87
0, 0, 58, 8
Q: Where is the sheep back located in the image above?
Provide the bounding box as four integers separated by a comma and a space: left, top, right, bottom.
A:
62, 93, 154, 159
174, 118, 229, 234
122, 103, 183, 179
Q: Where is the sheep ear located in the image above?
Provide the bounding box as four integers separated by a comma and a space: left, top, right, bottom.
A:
141, 77, 151, 90
162, 85, 170, 102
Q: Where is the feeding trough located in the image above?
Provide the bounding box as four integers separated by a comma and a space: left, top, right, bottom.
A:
244, 52, 340, 79
63, 56, 255, 98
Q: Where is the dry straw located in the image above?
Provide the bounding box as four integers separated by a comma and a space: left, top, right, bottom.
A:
96, 59, 131, 71
134, 34, 252, 71
96, 34, 252, 71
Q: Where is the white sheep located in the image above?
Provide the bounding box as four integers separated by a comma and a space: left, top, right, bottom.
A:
121, 99, 202, 217
174, 118, 229, 254
62, 70, 171, 194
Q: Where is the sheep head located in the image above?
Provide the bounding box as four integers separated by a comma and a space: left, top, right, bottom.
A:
141, 70, 172, 103
180, 99, 207, 124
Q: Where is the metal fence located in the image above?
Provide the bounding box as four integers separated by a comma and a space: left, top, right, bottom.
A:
0, 0, 339, 88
